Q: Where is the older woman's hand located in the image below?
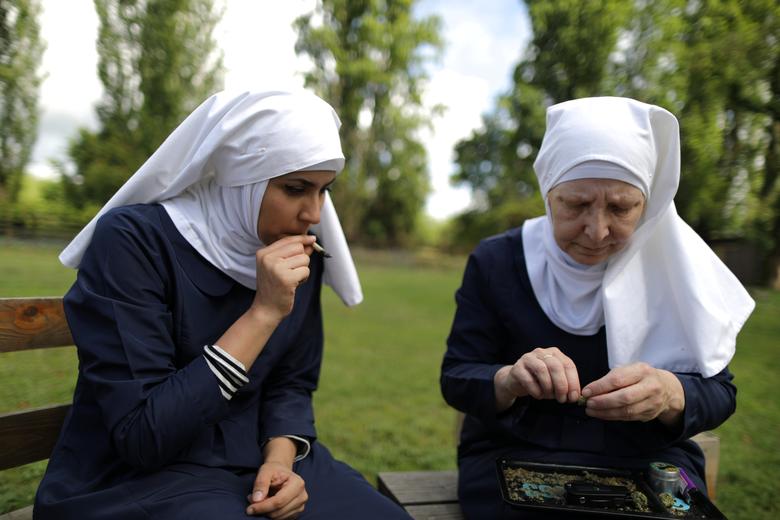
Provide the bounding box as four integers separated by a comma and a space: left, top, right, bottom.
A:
494, 347, 581, 412
581, 363, 685, 427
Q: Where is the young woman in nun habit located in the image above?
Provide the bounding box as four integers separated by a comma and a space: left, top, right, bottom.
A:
33, 90, 412, 520
441, 97, 756, 519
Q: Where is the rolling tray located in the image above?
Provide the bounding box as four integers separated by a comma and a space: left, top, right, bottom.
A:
496, 458, 727, 519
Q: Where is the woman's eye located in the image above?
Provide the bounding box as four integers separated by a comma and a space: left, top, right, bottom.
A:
284, 185, 306, 195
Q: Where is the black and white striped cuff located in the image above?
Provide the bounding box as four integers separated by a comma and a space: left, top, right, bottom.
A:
203, 344, 249, 400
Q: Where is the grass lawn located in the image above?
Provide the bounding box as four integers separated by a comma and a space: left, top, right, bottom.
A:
713, 287, 780, 519
1, 239, 778, 519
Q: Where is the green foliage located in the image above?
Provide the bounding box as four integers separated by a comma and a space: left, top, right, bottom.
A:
410, 211, 449, 249
451, 95, 540, 210
670, 0, 778, 242
0, 176, 98, 240
443, 197, 546, 254
451, 0, 632, 245
522, 0, 634, 100
0, 0, 45, 202
295, 0, 443, 246
621, 0, 780, 266
451, 0, 780, 268
60, 0, 224, 208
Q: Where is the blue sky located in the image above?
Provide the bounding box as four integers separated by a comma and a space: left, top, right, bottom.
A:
30, 0, 530, 219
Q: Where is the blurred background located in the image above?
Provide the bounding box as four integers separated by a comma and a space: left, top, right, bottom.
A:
1, 1, 778, 518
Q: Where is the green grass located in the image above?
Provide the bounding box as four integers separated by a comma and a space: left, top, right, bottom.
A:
1, 240, 778, 520
713, 287, 780, 519
315, 250, 466, 475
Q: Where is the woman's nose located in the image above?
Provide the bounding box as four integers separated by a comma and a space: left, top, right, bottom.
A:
584, 211, 610, 242
300, 195, 322, 224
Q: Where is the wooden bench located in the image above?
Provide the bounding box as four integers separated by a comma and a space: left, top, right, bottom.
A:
0, 297, 74, 520
377, 432, 720, 519
378, 470, 463, 519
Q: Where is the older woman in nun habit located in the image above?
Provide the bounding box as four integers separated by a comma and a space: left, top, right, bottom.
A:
33, 90, 412, 520
440, 97, 755, 519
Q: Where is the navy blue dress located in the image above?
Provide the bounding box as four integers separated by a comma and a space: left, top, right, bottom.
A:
441, 227, 737, 519
34, 204, 409, 520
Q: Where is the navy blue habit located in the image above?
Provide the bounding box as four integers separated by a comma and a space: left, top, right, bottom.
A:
441, 227, 737, 519
34, 204, 410, 520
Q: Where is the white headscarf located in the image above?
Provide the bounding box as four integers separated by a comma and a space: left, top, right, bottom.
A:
522, 96, 754, 376
59, 89, 363, 306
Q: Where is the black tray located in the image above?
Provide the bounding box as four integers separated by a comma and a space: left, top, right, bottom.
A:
496, 458, 727, 519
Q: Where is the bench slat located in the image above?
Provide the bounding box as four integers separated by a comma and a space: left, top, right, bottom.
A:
0, 404, 71, 470
378, 470, 459, 506
405, 503, 464, 520
0, 298, 73, 353
0, 505, 33, 520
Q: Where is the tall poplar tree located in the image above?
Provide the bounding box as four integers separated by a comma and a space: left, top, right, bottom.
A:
62, 0, 223, 208
295, 0, 442, 245
0, 0, 44, 202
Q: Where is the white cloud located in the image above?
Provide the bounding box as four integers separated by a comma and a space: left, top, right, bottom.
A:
218, 0, 315, 91
37, 1, 101, 122
418, 0, 529, 218
30, 1, 101, 177
422, 69, 493, 219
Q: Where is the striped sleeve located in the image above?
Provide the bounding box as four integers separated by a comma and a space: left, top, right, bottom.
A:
203, 344, 249, 400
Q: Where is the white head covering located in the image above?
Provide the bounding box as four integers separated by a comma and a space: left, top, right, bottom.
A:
522, 96, 754, 376
59, 89, 363, 306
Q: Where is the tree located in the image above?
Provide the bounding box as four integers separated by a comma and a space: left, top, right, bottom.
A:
0, 0, 45, 202
671, 0, 763, 239
721, 0, 780, 274
62, 0, 223, 208
628, 1, 779, 261
450, 0, 780, 277
295, 0, 442, 246
448, 0, 633, 249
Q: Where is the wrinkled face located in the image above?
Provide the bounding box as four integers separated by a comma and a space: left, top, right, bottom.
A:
548, 178, 645, 265
257, 170, 337, 244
